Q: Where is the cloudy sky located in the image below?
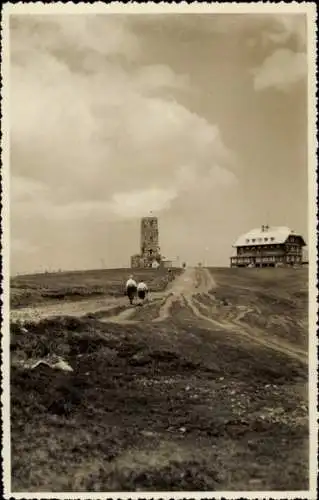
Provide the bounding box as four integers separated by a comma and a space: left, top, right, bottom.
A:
10, 12, 309, 274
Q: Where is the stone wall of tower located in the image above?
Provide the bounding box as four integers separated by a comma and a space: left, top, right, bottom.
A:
139, 217, 161, 267
130, 216, 163, 268
141, 217, 159, 255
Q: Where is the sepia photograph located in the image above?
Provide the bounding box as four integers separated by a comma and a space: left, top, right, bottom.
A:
2, 2, 317, 497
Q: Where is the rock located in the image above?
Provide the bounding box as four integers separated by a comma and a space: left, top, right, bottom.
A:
30, 360, 53, 370
53, 359, 73, 372
249, 478, 262, 486
130, 352, 151, 366
30, 357, 73, 372
179, 427, 186, 433
141, 430, 155, 437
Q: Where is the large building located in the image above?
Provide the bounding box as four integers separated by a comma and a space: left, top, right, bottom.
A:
131, 216, 164, 269
230, 225, 306, 268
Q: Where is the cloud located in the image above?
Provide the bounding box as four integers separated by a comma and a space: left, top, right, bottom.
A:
11, 238, 37, 255
130, 14, 307, 94
108, 160, 237, 219
253, 48, 307, 91
9, 14, 238, 271
152, 13, 307, 47
10, 14, 140, 63
206, 164, 238, 187
132, 64, 190, 95
251, 15, 307, 92
10, 15, 234, 211
11, 176, 49, 202
272, 15, 307, 49
110, 187, 178, 218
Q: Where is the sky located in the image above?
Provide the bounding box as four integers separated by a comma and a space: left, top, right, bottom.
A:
9, 12, 309, 274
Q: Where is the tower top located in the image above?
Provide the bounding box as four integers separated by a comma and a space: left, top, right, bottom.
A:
142, 214, 157, 221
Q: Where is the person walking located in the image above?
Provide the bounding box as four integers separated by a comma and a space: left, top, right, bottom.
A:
137, 280, 148, 305
125, 275, 137, 305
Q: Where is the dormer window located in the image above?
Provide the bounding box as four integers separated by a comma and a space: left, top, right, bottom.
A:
270, 237, 275, 241
264, 237, 268, 242
252, 238, 256, 242
246, 239, 250, 243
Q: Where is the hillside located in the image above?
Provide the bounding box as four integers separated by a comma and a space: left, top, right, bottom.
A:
10, 267, 308, 492
10, 267, 182, 309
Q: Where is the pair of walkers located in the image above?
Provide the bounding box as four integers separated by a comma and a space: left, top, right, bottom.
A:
125, 275, 148, 305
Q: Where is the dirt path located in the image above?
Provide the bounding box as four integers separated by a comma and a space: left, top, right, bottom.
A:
10, 291, 163, 325
9, 268, 210, 325
151, 268, 307, 364
10, 267, 307, 364
10, 297, 128, 324
152, 267, 216, 322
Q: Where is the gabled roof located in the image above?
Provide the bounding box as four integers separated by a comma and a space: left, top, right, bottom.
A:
233, 226, 306, 247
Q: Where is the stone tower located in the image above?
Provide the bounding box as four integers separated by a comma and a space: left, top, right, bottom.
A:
140, 216, 161, 266
130, 215, 163, 268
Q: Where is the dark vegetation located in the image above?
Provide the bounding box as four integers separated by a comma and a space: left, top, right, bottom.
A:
10, 267, 308, 492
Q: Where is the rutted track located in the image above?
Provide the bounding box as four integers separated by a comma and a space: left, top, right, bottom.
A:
10, 266, 309, 492
11, 267, 307, 365
150, 268, 306, 364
